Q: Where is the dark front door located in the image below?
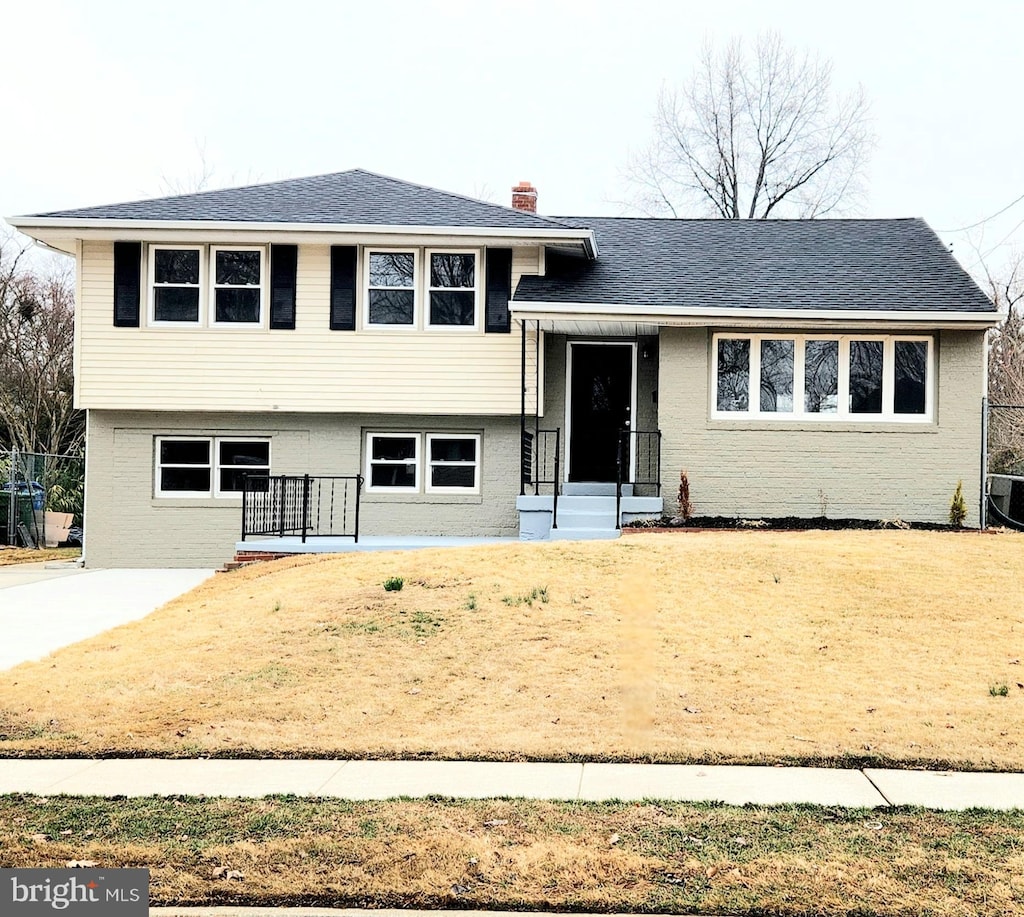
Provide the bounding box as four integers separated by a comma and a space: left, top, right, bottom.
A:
568, 344, 633, 482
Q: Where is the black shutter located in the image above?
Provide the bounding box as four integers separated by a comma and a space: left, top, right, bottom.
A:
113, 241, 141, 327
485, 248, 512, 333
269, 244, 298, 329
330, 246, 357, 330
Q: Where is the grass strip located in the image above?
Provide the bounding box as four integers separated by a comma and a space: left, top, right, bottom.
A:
0, 547, 80, 566
1, 795, 1022, 914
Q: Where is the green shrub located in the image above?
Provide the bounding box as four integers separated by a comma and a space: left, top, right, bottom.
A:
382, 576, 404, 592
949, 480, 968, 528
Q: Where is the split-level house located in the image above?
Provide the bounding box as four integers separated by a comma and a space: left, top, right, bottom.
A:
9, 170, 999, 567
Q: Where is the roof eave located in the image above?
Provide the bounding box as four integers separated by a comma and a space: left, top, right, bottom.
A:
7, 216, 598, 257
510, 300, 1002, 330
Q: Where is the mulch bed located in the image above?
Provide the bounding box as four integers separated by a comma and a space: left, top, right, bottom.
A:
625, 516, 962, 532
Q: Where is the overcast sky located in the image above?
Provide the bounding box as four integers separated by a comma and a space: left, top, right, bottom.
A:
3, 0, 1022, 280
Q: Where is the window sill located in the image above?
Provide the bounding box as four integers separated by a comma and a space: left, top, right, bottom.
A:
708, 419, 939, 433
151, 497, 243, 507
363, 493, 483, 504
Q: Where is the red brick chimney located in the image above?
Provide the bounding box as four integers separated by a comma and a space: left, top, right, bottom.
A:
511, 181, 538, 213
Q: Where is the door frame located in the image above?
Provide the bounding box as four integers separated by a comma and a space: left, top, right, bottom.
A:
564, 340, 638, 484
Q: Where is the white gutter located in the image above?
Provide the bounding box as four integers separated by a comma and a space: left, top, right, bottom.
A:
7, 216, 598, 257
510, 300, 1002, 328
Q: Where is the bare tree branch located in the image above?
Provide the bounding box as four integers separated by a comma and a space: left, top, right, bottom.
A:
0, 237, 82, 455
982, 252, 1024, 474
624, 31, 873, 219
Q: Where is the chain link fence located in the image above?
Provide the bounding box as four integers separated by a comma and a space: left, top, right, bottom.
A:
1, 449, 84, 548
985, 401, 1024, 528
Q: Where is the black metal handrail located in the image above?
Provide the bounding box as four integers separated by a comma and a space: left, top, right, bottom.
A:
241, 474, 363, 543
616, 430, 662, 529
522, 428, 561, 530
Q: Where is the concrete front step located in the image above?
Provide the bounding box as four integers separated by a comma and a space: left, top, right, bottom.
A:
556, 511, 618, 529
563, 482, 633, 497
549, 527, 621, 541
517, 491, 663, 541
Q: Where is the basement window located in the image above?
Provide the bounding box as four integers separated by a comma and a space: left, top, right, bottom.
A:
155, 436, 270, 498
365, 432, 481, 493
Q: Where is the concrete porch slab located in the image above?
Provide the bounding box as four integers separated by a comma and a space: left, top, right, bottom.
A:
236, 535, 518, 555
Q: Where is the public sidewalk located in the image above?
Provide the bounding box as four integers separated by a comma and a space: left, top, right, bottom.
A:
2, 757, 1023, 810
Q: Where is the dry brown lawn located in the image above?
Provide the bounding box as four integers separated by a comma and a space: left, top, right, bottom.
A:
3, 795, 1023, 914
0, 546, 80, 566
1, 531, 1023, 767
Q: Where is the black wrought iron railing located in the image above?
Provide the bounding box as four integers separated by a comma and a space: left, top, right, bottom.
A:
521, 428, 561, 529
241, 474, 362, 543
616, 430, 662, 529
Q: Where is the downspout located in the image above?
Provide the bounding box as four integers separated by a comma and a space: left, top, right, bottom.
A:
534, 319, 541, 461
520, 319, 526, 496
980, 396, 988, 531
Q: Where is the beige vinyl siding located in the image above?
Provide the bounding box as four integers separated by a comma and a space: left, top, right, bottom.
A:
658, 327, 986, 526
77, 242, 543, 415
511, 246, 540, 293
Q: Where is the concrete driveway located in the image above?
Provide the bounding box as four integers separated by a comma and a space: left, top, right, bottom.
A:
0, 563, 214, 669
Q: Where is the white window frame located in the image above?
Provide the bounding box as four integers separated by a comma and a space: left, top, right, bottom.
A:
425, 249, 480, 331
365, 432, 421, 493
210, 246, 266, 328
213, 437, 272, 498
155, 436, 271, 499
154, 436, 213, 498
711, 332, 934, 422
364, 249, 419, 330
425, 433, 481, 493
149, 245, 204, 327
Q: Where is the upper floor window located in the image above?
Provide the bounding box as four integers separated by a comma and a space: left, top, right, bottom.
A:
367, 251, 417, 326
149, 245, 264, 327
364, 248, 479, 330
212, 248, 263, 324
152, 247, 202, 324
428, 251, 476, 327
712, 333, 933, 422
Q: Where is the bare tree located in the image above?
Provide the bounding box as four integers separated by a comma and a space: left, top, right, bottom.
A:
0, 238, 82, 456
984, 255, 1024, 473
626, 31, 873, 219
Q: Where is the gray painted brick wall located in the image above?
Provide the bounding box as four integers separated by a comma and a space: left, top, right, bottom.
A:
658, 327, 986, 525
84, 411, 521, 568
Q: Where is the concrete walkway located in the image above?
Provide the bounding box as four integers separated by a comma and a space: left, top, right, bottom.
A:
0, 565, 214, 669
2, 758, 1023, 810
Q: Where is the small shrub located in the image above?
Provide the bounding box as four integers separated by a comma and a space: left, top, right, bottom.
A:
817, 489, 830, 518
990, 683, 1009, 697
383, 576, 404, 592
464, 593, 477, 611
677, 470, 694, 520
949, 480, 968, 528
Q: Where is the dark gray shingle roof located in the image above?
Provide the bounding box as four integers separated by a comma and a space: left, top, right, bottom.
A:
32, 168, 576, 231
514, 217, 995, 313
